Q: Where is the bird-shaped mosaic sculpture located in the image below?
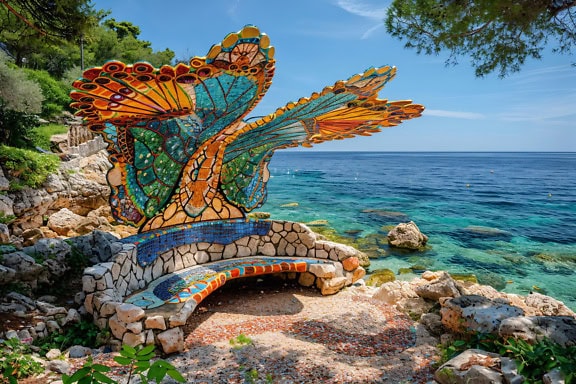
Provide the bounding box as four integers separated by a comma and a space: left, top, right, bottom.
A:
70, 25, 424, 232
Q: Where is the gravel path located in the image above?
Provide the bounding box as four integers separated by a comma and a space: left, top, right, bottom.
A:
39, 277, 439, 383
168, 277, 439, 383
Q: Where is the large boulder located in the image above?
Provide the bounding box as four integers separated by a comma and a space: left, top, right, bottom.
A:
48, 208, 85, 236
0, 223, 10, 244
67, 230, 121, 264
440, 295, 524, 335
387, 221, 428, 250
499, 316, 576, 347
524, 292, 575, 316
0, 251, 46, 285
434, 349, 513, 384
0, 167, 9, 191
414, 271, 461, 301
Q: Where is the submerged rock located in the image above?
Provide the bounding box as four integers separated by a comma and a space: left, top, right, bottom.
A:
362, 209, 409, 221
387, 221, 428, 250
365, 268, 396, 287
247, 211, 271, 219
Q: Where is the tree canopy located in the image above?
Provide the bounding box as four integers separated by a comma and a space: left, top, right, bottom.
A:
385, 0, 576, 77
0, 0, 174, 75
0, 1, 175, 147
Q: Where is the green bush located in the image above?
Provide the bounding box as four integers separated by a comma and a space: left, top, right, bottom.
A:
0, 52, 44, 147
0, 211, 16, 225
0, 338, 44, 382
0, 145, 60, 188
24, 69, 70, 118
34, 320, 103, 356
439, 335, 576, 383
32, 123, 68, 150
62, 344, 185, 384
0, 109, 41, 148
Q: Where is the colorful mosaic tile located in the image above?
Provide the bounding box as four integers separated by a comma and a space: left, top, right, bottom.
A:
121, 220, 272, 266
124, 256, 333, 309
70, 25, 423, 233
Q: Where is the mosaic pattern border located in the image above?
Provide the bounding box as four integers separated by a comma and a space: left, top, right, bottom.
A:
125, 256, 332, 309
121, 220, 272, 266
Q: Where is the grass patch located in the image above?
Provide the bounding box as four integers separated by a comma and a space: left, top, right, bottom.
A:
32, 123, 68, 150
0, 145, 59, 189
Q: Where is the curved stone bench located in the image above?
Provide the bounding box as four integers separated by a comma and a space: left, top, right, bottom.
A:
82, 220, 366, 353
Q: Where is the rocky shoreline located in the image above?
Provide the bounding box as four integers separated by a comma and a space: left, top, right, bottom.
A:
1, 151, 576, 383
1, 265, 575, 383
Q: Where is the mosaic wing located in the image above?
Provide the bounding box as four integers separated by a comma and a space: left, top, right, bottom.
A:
222, 66, 424, 211
69, 25, 275, 227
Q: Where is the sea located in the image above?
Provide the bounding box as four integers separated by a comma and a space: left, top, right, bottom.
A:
262, 152, 576, 311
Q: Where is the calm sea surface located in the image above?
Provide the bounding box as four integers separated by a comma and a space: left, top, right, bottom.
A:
263, 152, 576, 310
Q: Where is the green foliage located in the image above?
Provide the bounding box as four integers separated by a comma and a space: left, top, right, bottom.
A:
0, 281, 31, 297
0, 52, 44, 146
24, 69, 70, 117
62, 357, 114, 384
64, 243, 92, 275
113, 344, 185, 384
0, 52, 44, 113
0, 338, 44, 382
0, 211, 16, 225
34, 320, 102, 356
88, 19, 174, 67
238, 366, 273, 384
439, 335, 576, 383
499, 338, 576, 383
0, 110, 40, 148
0, 145, 59, 188
385, 0, 576, 77
32, 123, 68, 150
437, 333, 499, 364
0, 0, 99, 72
63, 344, 186, 384
229, 333, 254, 349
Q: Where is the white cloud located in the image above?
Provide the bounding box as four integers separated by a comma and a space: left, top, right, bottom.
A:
499, 93, 576, 123
425, 109, 485, 120
335, 0, 388, 39
336, 0, 388, 19
361, 23, 384, 39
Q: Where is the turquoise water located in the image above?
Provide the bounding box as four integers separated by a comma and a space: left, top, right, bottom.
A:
262, 152, 576, 310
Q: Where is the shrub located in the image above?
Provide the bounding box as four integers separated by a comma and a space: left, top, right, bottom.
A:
62, 344, 185, 384
0, 338, 44, 382
439, 335, 576, 383
34, 320, 103, 356
0, 52, 44, 147
24, 69, 70, 118
0, 145, 60, 188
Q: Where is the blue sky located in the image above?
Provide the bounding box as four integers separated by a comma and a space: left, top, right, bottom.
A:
91, 0, 576, 151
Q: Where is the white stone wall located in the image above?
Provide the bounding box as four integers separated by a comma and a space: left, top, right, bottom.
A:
82, 220, 366, 353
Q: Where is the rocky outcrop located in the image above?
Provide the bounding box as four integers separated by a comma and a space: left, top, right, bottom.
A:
435, 349, 523, 384
371, 270, 576, 384
440, 295, 525, 335
499, 316, 576, 347
3, 151, 112, 238
0, 166, 10, 191
387, 221, 428, 250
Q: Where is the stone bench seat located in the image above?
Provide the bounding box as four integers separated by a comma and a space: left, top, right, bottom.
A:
82, 220, 367, 353
125, 256, 342, 310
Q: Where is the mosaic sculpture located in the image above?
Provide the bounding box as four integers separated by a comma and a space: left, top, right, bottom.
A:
70, 25, 424, 233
